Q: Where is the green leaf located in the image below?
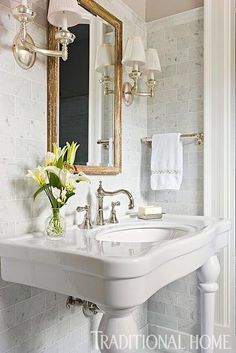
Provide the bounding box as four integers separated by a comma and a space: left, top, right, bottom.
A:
33, 184, 50, 200
48, 172, 61, 188
67, 191, 75, 198
56, 155, 64, 169
49, 193, 59, 209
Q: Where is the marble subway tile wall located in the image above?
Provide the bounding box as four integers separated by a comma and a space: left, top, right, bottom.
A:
145, 8, 204, 349
144, 8, 204, 215
0, 0, 148, 352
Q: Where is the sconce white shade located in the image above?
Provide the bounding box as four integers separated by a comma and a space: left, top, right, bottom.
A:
95, 43, 114, 73
47, 0, 81, 28
122, 36, 146, 68
143, 48, 161, 74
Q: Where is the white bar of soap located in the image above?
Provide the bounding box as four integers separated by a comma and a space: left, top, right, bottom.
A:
138, 206, 162, 216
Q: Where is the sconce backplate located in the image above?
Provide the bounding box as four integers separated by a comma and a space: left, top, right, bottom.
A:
13, 33, 36, 70
122, 82, 134, 107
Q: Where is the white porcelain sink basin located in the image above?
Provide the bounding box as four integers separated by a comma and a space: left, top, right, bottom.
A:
95, 223, 195, 243
0, 214, 230, 353
0, 214, 229, 307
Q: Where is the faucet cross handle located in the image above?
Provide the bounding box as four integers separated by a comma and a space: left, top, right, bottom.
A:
109, 201, 120, 224
76, 205, 93, 230
77, 205, 90, 212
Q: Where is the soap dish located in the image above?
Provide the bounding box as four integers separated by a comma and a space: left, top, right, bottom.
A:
138, 213, 163, 220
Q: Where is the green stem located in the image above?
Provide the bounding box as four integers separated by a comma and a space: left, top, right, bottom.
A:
46, 208, 65, 237
44, 189, 54, 208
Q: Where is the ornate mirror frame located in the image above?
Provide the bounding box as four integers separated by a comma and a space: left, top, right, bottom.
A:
47, 0, 123, 175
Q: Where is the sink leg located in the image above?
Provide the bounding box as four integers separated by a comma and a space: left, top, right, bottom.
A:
95, 306, 141, 353
197, 255, 220, 353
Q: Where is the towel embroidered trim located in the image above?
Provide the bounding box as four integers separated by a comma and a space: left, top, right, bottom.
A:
152, 169, 180, 175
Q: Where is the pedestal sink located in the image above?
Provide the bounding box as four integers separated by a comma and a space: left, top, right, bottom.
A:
0, 214, 230, 353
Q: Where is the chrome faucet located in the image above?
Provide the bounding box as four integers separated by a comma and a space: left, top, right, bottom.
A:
95, 181, 135, 225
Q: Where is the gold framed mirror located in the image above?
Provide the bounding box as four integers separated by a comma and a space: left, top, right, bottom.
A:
47, 0, 122, 175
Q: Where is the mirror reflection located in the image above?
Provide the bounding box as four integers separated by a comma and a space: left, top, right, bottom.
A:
59, 5, 115, 167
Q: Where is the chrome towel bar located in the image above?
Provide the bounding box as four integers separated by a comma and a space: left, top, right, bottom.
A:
141, 132, 204, 146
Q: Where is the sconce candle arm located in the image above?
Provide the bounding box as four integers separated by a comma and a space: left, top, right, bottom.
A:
22, 38, 66, 59
17, 22, 67, 60
11, 2, 78, 69
123, 71, 156, 105
134, 91, 154, 98
104, 89, 114, 95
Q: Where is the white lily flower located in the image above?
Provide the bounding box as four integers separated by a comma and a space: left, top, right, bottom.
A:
60, 171, 77, 192
45, 166, 61, 177
45, 152, 55, 166
51, 187, 68, 204
29, 142, 80, 208
59, 170, 71, 186
51, 187, 61, 201
46, 167, 77, 192
66, 142, 79, 166
73, 172, 90, 183
27, 166, 47, 186
61, 189, 67, 203
53, 143, 67, 162
65, 179, 77, 192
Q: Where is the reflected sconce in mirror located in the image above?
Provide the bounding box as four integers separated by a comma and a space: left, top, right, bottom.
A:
122, 36, 161, 106
95, 43, 115, 95
11, 0, 81, 70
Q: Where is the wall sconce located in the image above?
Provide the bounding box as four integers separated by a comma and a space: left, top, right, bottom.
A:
122, 36, 161, 106
12, 0, 81, 70
95, 43, 115, 95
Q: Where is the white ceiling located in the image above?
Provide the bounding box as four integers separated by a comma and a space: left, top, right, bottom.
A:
123, 0, 146, 19
123, 0, 204, 22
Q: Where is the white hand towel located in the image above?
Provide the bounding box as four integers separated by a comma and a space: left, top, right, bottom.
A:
151, 133, 183, 190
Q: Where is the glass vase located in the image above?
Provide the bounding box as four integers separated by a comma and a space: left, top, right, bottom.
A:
45, 208, 66, 240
